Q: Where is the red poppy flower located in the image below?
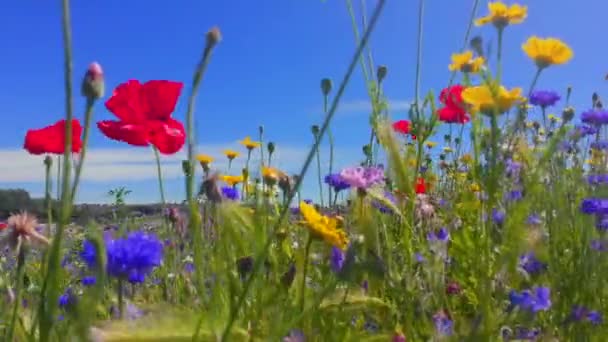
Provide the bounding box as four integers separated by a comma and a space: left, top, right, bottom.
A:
24, 119, 83, 155
0, 222, 7, 231
97, 80, 185, 154
392, 120, 411, 135
415, 177, 426, 194
437, 85, 469, 124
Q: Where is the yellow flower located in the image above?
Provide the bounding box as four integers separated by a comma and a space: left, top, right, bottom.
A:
470, 183, 481, 192
461, 154, 473, 164
196, 154, 214, 164
525, 121, 535, 128
261, 166, 285, 184
475, 1, 527, 28
448, 51, 485, 73
548, 114, 560, 123
522, 36, 573, 69
425, 141, 437, 148
239, 136, 262, 150
538, 128, 545, 136
221, 175, 244, 187
462, 85, 523, 115
223, 149, 240, 160
299, 201, 348, 250
443, 147, 454, 154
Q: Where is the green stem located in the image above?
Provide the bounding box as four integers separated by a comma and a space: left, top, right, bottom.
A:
299, 235, 313, 311
70, 98, 95, 202
325, 95, 334, 208
528, 67, 543, 97
413, 0, 425, 121
153, 146, 166, 205
448, 0, 481, 86
39, 0, 74, 339
7, 243, 26, 342
496, 27, 504, 83
117, 279, 124, 319
56, 155, 61, 201
259, 130, 265, 169
219, 2, 386, 339
44, 159, 53, 237
315, 134, 325, 207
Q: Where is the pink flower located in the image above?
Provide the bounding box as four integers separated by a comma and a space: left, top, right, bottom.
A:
339, 166, 384, 189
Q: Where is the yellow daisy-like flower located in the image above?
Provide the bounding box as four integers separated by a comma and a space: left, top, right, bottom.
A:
425, 141, 437, 148
443, 147, 454, 153
548, 114, 560, 123
475, 1, 527, 28
461, 153, 473, 164
299, 201, 348, 250
239, 136, 262, 150
525, 121, 535, 128
223, 149, 240, 160
522, 36, 573, 69
261, 166, 286, 184
221, 175, 244, 187
538, 128, 545, 136
470, 183, 481, 192
462, 85, 523, 115
196, 154, 214, 164
448, 51, 485, 73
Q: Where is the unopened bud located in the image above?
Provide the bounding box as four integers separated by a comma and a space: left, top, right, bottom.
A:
182, 160, 191, 176
321, 78, 332, 96
311, 125, 320, 136
532, 121, 540, 130
44, 155, 53, 168
363, 144, 372, 158
470, 36, 484, 57
377, 65, 388, 82
258, 125, 264, 135
81, 62, 104, 100
267, 142, 275, 155
562, 106, 575, 122
206, 26, 222, 49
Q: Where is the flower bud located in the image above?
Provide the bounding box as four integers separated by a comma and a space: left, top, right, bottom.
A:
258, 125, 264, 135
320, 78, 332, 96
182, 160, 191, 176
81, 62, 104, 100
44, 155, 53, 168
562, 106, 575, 122
311, 125, 320, 136
362, 144, 372, 158
392, 332, 406, 342
376, 65, 388, 83
267, 142, 275, 155
206, 26, 222, 49
470, 36, 484, 57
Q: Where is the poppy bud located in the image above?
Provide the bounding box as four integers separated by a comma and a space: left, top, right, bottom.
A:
267, 142, 275, 155
562, 106, 575, 122
376, 65, 388, 83
444, 134, 451, 142
446, 281, 461, 295
320, 78, 332, 96
454, 137, 461, 145
81, 62, 104, 100
182, 160, 191, 176
205, 26, 222, 49
362, 144, 372, 158
470, 36, 484, 57
311, 125, 320, 136
281, 263, 296, 287
44, 155, 53, 168
258, 125, 264, 136
532, 121, 540, 130
593, 92, 599, 106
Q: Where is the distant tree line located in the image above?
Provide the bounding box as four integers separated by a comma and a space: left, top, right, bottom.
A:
0, 188, 165, 225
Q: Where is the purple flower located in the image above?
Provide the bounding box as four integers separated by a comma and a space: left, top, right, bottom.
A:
283, 329, 305, 342
527, 213, 542, 225
512, 327, 541, 340
582, 110, 608, 126
427, 227, 450, 242
591, 141, 608, 150
519, 252, 547, 275
507, 190, 523, 202
597, 215, 608, 231
81, 276, 96, 286
339, 166, 384, 189
59, 288, 76, 308
505, 159, 522, 178
569, 306, 603, 325
588, 311, 603, 325
371, 191, 397, 214
220, 186, 239, 201
529, 90, 560, 108
509, 287, 552, 313
591, 239, 608, 251
330, 246, 345, 273
432, 310, 453, 336
324, 173, 351, 192
492, 208, 506, 225
184, 262, 195, 273
415, 252, 425, 263
587, 174, 608, 185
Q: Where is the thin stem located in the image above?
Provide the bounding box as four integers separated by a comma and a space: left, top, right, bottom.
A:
528, 67, 543, 97
259, 129, 265, 169
314, 134, 325, 207
45, 159, 53, 237
153, 146, 166, 205
448, 0, 481, 86
299, 235, 313, 311
56, 155, 61, 200
117, 279, 124, 319
70, 98, 95, 202
496, 27, 504, 83
325, 95, 334, 208
7, 244, 26, 342
219, 2, 386, 339
413, 0, 425, 120
39, 0, 74, 339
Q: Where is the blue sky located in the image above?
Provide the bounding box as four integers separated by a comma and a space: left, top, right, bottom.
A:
0, 0, 605, 204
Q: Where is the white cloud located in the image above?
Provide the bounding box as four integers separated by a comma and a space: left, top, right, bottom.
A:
327, 98, 413, 115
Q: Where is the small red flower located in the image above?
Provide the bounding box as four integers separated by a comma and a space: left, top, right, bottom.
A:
437, 85, 469, 124
415, 177, 426, 194
24, 119, 83, 155
0, 222, 7, 231
392, 120, 411, 135
97, 80, 185, 154
446, 281, 462, 295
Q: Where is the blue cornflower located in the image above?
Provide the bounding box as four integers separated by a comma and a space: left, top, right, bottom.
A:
415, 252, 425, 263
588, 311, 603, 325
591, 141, 608, 150
591, 239, 608, 252
58, 288, 76, 308
81, 276, 96, 286
505, 159, 522, 178
518, 252, 547, 275
527, 213, 542, 225
330, 246, 345, 273
220, 186, 239, 201
184, 262, 195, 273
283, 329, 306, 342
529, 90, 560, 108
81, 231, 163, 284
582, 110, 608, 126
492, 208, 506, 225
597, 215, 608, 231
509, 287, 552, 313
507, 190, 523, 202
324, 173, 351, 193
513, 327, 540, 340
587, 174, 608, 185
569, 306, 603, 325
432, 310, 453, 336
580, 198, 600, 214
427, 227, 450, 242
371, 191, 397, 214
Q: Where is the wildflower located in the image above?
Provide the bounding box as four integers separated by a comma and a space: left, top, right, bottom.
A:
580, 198, 608, 215
239, 136, 262, 150
591, 239, 608, 252
588, 174, 608, 185
324, 173, 351, 192
81, 231, 163, 284
81, 62, 104, 100
98, 80, 185, 154
58, 288, 76, 308
509, 286, 552, 313
24, 119, 83, 155
196, 154, 214, 170
81, 276, 96, 286
371, 191, 397, 214
415, 194, 435, 219
221, 186, 239, 201
427, 227, 450, 242
591, 141, 608, 150
529, 90, 561, 108
392, 331, 406, 342
425, 141, 437, 148
223, 149, 240, 160
283, 329, 305, 342
588, 311, 603, 325
522, 36, 573, 69
526, 213, 542, 226
475, 1, 527, 28
492, 208, 506, 225
299, 201, 348, 250
392, 120, 411, 135
446, 281, 461, 295
507, 189, 523, 202
582, 110, 608, 126
415, 252, 425, 263
415, 178, 427, 194
0, 222, 7, 231
221, 174, 244, 187
2, 212, 49, 251
432, 310, 453, 336
470, 183, 481, 192
448, 51, 484, 73
569, 306, 603, 325
339, 166, 384, 190
438, 85, 470, 124
518, 252, 547, 275
462, 85, 523, 116
330, 246, 345, 273
262, 166, 285, 185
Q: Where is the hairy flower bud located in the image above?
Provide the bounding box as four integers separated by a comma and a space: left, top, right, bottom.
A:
311, 125, 320, 136
470, 36, 484, 57
267, 141, 275, 155
206, 26, 222, 49
44, 155, 53, 168
562, 106, 575, 122
81, 62, 104, 100
321, 78, 332, 96
376, 65, 388, 82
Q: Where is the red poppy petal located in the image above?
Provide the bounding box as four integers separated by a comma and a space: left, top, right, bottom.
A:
105, 80, 147, 123
24, 128, 48, 155
148, 118, 186, 155
97, 120, 150, 147
392, 120, 411, 134
24, 119, 83, 155
142, 80, 184, 121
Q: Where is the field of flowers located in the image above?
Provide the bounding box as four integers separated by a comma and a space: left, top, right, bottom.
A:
2, 0, 607, 340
